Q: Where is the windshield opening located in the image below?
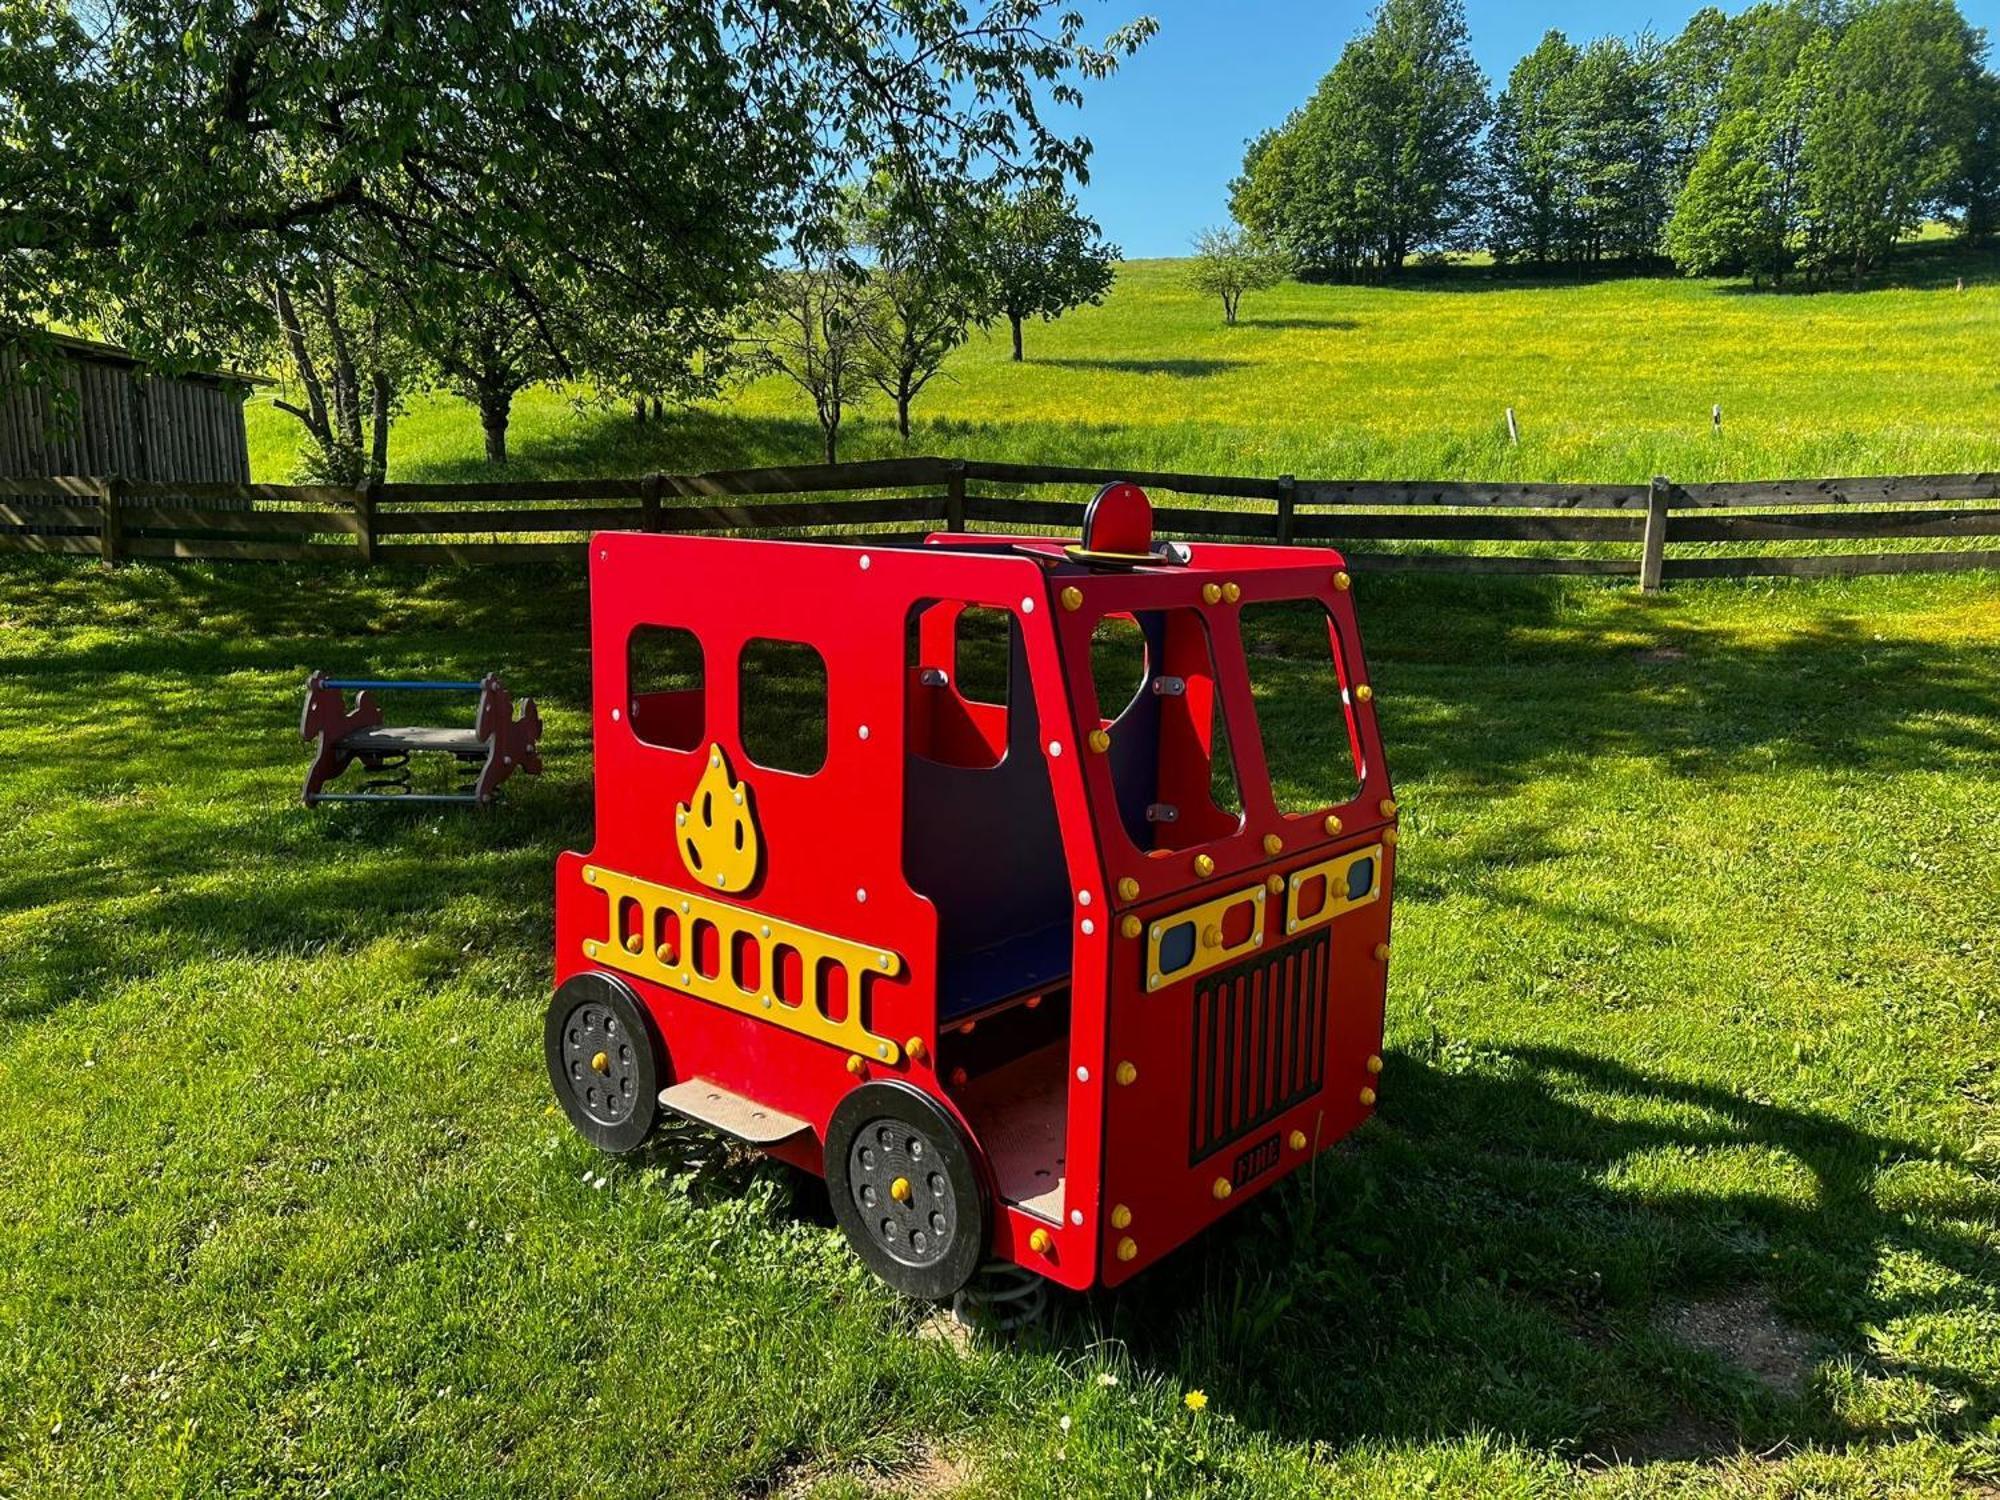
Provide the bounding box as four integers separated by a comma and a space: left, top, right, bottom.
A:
1238, 599, 1364, 815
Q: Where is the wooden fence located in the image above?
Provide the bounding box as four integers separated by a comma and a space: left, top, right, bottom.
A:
2, 458, 1998, 589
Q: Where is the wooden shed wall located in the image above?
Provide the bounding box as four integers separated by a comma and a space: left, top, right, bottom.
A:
0, 347, 252, 484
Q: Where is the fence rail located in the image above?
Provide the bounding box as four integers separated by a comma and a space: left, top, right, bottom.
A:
1, 457, 1997, 588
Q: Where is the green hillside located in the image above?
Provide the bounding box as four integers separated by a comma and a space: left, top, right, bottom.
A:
246, 250, 2000, 487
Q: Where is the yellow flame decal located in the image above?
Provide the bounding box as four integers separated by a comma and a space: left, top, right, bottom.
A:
677, 743, 761, 892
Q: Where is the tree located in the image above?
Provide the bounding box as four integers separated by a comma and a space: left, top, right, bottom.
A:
1185, 228, 1291, 324
1487, 31, 1585, 267
1, 0, 1153, 427
1660, 8, 1742, 193
268, 261, 413, 483
757, 258, 872, 463
1953, 67, 2000, 242
1230, 0, 1489, 278
976, 190, 1119, 361
1798, 0, 1979, 285
852, 189, 982, 439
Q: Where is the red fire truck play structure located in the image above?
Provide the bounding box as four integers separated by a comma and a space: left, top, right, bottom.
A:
547, 483, 1397, 1298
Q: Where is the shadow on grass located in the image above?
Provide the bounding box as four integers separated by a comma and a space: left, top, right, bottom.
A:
1033, 357, 1248, 379
1234, 316, 1361, 331
1053, 1044, 1996, 1458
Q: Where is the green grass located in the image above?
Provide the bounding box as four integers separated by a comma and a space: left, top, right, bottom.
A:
2, 559, 1997, 1496
247, 244, 2000, 487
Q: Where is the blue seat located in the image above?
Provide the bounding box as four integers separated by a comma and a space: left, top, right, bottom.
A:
937, 921, 1072, 1021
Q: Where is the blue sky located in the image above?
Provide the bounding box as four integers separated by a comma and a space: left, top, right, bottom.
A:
1071, 0, 2000, 257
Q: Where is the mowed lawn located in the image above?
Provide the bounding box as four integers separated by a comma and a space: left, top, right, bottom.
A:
1, 557, 1996, 1497
246, 250, 2000, 486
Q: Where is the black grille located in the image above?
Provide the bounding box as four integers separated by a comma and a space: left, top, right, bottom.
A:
1189, 932, 1329, 1164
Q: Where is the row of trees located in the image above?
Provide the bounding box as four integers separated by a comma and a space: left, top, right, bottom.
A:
759, 187, 1119, 461
0, 0, 1151, 477
1231, 0, 2000, 288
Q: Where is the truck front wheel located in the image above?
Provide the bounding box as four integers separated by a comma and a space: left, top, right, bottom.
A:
826, 1083, 986, 1300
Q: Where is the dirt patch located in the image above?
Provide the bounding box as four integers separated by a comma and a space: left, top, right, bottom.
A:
1662, 1291, 1816, 1398
1585, 1410, 1743, 1467
1633, 645, 1688, 664
866, 1446, 971, 1497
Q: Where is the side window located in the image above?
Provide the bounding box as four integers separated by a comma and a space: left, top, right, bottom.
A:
907, 602, 1011, 771
740, 639, 828, 775
1238, 600, 1363, 813
628, 625, 704, 751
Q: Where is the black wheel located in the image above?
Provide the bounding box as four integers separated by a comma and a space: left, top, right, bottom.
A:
826, 1083, 986, 1300
545, 972, 663, 1155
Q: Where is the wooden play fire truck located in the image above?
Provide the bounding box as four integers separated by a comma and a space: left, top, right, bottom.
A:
547, 483, 1397, 1299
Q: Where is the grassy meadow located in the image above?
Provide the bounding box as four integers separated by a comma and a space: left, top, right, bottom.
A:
1, 555, 1997, 1496
245, 248, 2000, 486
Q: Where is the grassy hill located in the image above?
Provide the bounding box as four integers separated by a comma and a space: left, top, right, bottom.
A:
246, 247, 2000, 486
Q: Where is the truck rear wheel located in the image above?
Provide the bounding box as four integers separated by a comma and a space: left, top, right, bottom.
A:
826, 1083, 986, 1300
545, 972, 662, 1155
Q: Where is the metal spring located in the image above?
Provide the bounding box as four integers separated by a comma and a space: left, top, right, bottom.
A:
952, 1259, 1047, 1333
359, 751, 413, 795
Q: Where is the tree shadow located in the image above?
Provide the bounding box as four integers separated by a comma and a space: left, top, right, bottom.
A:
1047, 1044, 1997, 1458
1233, 316, 1360, 331
1032, 357, 1246, 378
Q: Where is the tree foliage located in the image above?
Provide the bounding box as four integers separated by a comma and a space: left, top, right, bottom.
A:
1231, 0, 1488, 278
1184, 228, 1291, 324
975, 189, 1119, 361
755, 257, 872, 464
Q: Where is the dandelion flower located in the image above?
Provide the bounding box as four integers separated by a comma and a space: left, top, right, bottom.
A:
1059, 1415, 1072, 1433
1184, 1390, 1208, 1412
1096, 1372, 1119, 1387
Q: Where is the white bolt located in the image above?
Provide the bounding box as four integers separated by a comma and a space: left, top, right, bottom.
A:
1021, 596, 1036, 613
858, 724, 870, 741
859, 554, 871, 570
1048, 741, 1064, 757
1081, 919, 1095, 936
760, 924, 771, 938
1076, 1066, 1091, 1083
1070, 1209, 1084, 1226
1078, 890, 1093, 907
610, 708, 621, 722
856, 888, 868, 903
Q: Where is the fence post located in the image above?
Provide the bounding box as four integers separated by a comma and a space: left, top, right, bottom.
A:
640, 471, 663, 533
98, 476, 123, 569
945, 460, 966, 533
1275, 473, 1297, 545
356, 477, 379, 566
1640, 475, 1672, 592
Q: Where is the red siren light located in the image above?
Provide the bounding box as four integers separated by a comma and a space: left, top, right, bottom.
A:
1065, 481, 1157, 567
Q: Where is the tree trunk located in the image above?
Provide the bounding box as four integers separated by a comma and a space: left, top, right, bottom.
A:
369, 370, 392, 479
650, 397, 664, 420
633, 398, 647, 424
1009, 313, 1024, 362
897, 386, 911, 441
479, 383, 513, 465
822, 417, 838, 465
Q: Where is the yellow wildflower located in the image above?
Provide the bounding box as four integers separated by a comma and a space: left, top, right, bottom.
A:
1183, 1390, 1208, 1412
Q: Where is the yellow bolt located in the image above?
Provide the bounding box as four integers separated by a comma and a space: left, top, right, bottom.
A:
1120, 915, 1142, 940
1383, 828, 1399, 847
655, 943, 675, 964
590, 1050, 610, 1075
846, 1054, 865, 1076
1355, 684, 1374, 703
1029, 1226, 1052, 1254
1359, 1086, 1377, 1107
1212, 1176, 1232, 1200
1380, 797, 1398, 818
1374, 942, 1391, 962
1324, 814, 1343, 835
1111, 1204, 1132, 1229
906, 1036, 927, 1062
1289, 1129, 1308, 1151
1088, 728, 1111, 754
624, 935, 643, 955
1222, 581, 1241, 603
1116, 1236, 1138, 1262
1202, 582, 1222, 604
1115, 1060, 1138, 1086
1117, 876, 1140, 901
1266, 874, 1284, 895
1367, 1054, 1384, 1074
890, 1176, 912, 1203
1262, 833, 1283, 856
1060, 585, 1084, 612
1333, 570, 1351, 591
1203, 924, 1222, 949
1194, 853, 1215, 878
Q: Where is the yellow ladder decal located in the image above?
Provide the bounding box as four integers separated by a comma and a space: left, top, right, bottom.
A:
582, 864, 904, 1064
